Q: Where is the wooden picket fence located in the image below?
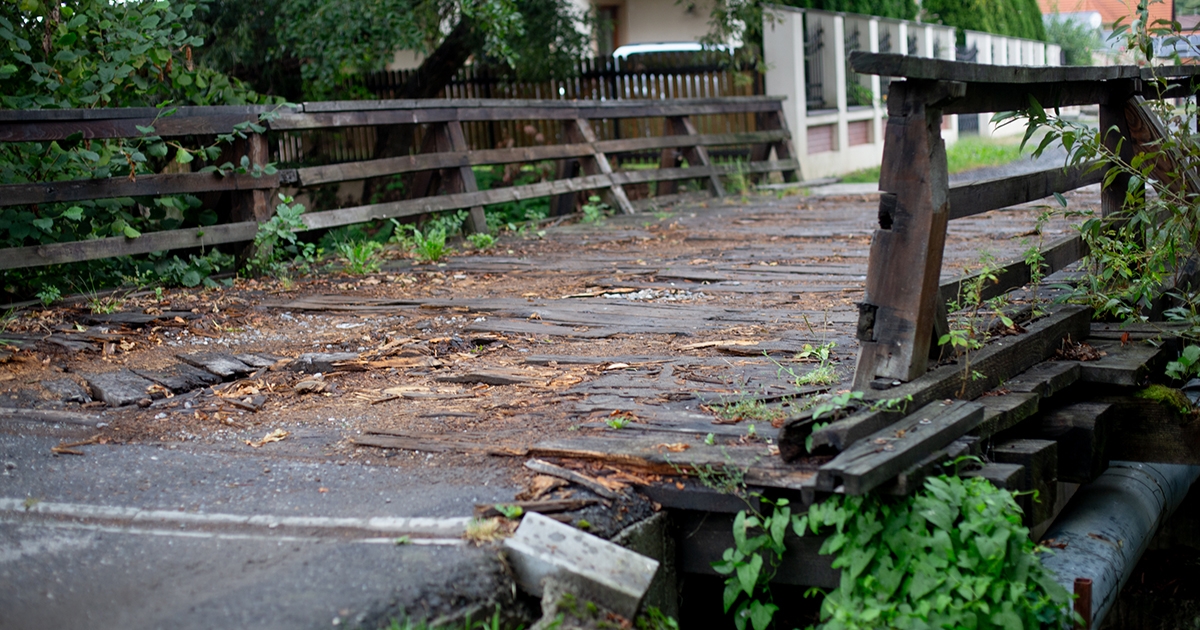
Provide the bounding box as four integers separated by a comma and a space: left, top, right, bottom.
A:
0, 97, 798, 271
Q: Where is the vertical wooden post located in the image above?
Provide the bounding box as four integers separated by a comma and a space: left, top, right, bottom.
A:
550, 118, 634, 215
1099, 79, 1140, 218
853, 80, 962, 390
231, 132, 272, 223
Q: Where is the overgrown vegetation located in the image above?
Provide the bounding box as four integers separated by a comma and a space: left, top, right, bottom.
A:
716, 473, 1077, 630
0, 0, 282, 300
1005, 3, 1200, 325
1045, 14, 1103, 65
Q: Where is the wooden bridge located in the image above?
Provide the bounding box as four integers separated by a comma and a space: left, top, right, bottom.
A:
4, 52, 1200, 627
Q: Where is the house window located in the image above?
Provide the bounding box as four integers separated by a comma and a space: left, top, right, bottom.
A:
597, 6, 619, 57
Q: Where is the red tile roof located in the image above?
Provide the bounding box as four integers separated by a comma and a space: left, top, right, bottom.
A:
1037, 0, 1173, 26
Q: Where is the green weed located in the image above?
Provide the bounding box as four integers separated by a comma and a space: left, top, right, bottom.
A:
335, 240, 383, 275
410, 226, 451, 263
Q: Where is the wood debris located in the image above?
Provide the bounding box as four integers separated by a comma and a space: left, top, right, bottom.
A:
524, 458, 624, 499
245, 429, 289, 448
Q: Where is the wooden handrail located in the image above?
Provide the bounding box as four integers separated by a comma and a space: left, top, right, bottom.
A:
0, 97, 799, 270
852, 55, 1194, 390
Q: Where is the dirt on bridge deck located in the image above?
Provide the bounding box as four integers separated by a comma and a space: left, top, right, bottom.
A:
1, 185, 1094, 506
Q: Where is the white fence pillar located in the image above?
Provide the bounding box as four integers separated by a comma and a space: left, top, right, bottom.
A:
763, 8, 807, 156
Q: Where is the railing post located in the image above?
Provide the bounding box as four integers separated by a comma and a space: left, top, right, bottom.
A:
853, 79, 962, 390
231, 132, 272, 224
1099, 79, 1141, 218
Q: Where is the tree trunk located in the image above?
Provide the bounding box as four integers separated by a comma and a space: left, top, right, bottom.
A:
364, 17, 485, 205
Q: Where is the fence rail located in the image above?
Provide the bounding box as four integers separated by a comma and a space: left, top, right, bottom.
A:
0, 97, 797, 271
847, 52, 1200, 390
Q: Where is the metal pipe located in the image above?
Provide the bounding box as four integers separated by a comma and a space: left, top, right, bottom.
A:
1039, 461, 1200, 629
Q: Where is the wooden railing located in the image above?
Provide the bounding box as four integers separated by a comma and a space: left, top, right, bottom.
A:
849, 52, 1200, 390
0, 97, 798, 270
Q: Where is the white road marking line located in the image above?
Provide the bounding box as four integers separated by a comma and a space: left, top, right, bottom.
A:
2, 518, 466, 545
0, 498, 470, 537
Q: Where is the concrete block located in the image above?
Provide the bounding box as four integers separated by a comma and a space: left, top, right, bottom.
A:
503, 512, 659, 619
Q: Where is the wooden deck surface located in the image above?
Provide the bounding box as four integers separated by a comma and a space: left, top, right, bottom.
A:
270, 184, 1097, 504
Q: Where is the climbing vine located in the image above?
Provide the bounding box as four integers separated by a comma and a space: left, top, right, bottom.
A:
717, 474, 1077, 629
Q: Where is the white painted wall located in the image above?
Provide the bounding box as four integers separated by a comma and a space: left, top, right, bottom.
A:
767, 12, 1061, 179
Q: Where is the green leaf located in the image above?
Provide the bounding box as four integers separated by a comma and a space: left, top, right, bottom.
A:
747, 600, 778, 630
722, 581, 741, 613
61, 206, 84, 221
31, 217, 53, 231
175, 149, 194, 164
123, 225, 141, 238
135, 125, 156, 135
180, 269, 202, 287
736, 553, 762, 597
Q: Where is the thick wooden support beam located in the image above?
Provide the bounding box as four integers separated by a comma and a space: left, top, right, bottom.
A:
848, 51, 1200, 84
817, 400, 984, 495
882, 436, 977, 496
1100, 82, 1140, 218
1036, 402, 1116, 483
992, 438, 1058, 526
1103, 396, 1200, 465
788, 304, 1091, 458
854, 80, 960, 388
1075, 339, 1170, 386
962, 462, 1025, 490
1124, 95, 1200, 204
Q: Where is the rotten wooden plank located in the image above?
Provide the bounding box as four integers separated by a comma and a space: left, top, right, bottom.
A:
1076, 340, 1170, 386
973, 392, 1040, 438
1003, 361, 1081, 398
791, 304, 1091, 457
352, 433, 527, 456
524, 459, 623, 500
528, 436, 817, 490
816, 399, 984, 494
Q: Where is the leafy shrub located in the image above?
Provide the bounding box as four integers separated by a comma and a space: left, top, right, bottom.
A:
248, 196, 316, 277
799, 474, 1076, 629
